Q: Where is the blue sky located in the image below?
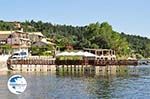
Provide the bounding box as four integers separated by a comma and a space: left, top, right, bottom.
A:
0, 0, 150, 38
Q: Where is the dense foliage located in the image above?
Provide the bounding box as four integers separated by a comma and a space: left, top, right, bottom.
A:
0, 20, 150, 58
30, 45, 54, 56
0, 20, 14, 30
121, 33, 150, 58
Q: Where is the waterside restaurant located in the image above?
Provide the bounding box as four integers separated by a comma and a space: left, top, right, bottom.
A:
83, 48, 116, 60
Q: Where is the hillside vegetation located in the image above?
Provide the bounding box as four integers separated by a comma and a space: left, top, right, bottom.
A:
0, 20, 150, 58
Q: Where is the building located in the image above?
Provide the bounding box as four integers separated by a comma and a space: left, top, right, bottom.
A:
0, 31, 13, 44
28, 32, 44, 43
32, 38, 56, 48
7, 31, 31, 54
83, 48, 116, 60
0, 30, 56, 55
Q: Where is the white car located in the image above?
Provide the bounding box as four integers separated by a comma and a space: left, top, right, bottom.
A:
10, 52, 28, 59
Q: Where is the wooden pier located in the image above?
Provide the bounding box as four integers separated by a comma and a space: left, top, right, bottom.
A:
7, 59, 138, 66
7, 58, 138, 73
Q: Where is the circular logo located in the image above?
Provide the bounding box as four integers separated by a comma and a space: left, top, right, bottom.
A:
7, 75, 27, 94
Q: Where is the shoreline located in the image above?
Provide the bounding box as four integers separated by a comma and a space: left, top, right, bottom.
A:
0, 55, 10, 72
1, 54, 149, 73
0, 61, 8, 72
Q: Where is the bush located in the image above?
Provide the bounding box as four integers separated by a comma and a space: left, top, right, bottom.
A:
42, 51, 52, 56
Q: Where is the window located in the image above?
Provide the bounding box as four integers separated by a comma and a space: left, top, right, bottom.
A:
13, 53, 19, 55
20, 52, 27, 55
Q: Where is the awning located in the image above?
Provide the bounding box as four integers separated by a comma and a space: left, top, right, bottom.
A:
56, 51, 98, 57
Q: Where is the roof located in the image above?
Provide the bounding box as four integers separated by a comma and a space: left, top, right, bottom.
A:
32, 39, 55, 47
0, 31, 28, 34
41, 38, 55, 45
32, 41, 48, 47
0, 31, 12, 40
0, 31, 13, 35
28, 32, 44, 37
15, 31, 28, 34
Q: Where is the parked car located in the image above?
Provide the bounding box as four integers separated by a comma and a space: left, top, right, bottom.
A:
9, 51, 28, 59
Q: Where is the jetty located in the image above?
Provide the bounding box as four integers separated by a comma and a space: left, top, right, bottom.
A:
7, 58, 138, 73
6, 49, 138, 73
7, 59, 137, 66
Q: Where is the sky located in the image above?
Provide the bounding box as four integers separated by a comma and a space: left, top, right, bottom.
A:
0, 0, 150, 38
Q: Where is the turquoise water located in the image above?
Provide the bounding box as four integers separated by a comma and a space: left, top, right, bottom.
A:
0, 65, 150, 99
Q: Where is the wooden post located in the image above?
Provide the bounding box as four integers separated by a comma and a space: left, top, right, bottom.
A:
62, 65, 64, 72
74, 65, 76, 72
67, 65, 68, 72
71, 65, 72, 72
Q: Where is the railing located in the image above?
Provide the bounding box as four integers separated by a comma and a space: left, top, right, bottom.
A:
7, 59, 138, 66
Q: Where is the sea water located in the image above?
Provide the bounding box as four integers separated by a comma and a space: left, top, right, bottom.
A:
0, 65, 150, 99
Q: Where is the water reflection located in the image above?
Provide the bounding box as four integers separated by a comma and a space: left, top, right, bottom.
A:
0, 65, 150, 99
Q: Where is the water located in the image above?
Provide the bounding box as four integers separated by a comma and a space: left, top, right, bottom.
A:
0, 65, 150, 99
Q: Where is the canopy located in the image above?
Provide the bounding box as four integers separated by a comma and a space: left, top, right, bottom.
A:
56, 51, 98, 57
83, 52, 98, 57
76, 51, 85, 56
56, 51, 71, 56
